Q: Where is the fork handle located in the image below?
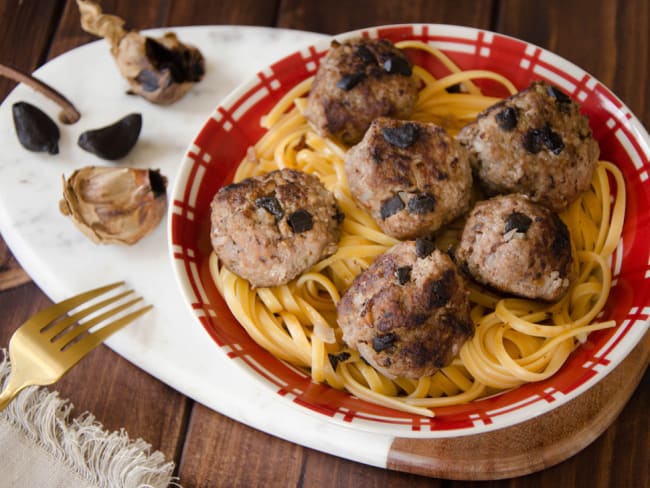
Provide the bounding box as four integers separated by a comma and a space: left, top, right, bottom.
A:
0, 376, 28, 411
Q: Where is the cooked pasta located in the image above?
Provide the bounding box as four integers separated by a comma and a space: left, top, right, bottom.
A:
209, 41, 626, 417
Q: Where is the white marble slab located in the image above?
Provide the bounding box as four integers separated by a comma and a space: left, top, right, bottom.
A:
0, 26, 394, 468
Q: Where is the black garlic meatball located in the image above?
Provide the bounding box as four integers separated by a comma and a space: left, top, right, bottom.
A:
337, 239, 474, 379
455, 193, 575, 301
457, 80, 599, 212
210, 169, 343, 288
345, 117, 473, 240
304, 38, 419, 145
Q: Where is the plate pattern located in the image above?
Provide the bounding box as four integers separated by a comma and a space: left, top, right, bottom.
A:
170, 24, 650, 435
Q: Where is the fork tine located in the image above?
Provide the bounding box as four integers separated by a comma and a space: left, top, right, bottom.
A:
59, 304, 153, 365
0, 282, 152, 412
42, 290, 136, 341
54, 296, 144, 348
20, 282, 125, 334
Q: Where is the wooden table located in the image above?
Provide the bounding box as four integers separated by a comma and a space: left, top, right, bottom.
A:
1, 1, 648, 486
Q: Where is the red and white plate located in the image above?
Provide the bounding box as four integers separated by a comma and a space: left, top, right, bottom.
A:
169, 24, 650, 436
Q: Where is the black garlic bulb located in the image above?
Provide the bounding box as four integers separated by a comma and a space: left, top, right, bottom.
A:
76, 0, 205, 105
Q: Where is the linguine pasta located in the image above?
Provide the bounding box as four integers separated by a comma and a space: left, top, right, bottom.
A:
209, 40, 626, 417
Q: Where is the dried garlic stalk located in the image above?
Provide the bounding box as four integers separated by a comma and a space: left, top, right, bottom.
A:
76, 0, 205, 104
60, 166, 167, 245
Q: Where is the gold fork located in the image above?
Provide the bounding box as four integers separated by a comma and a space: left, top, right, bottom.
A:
0, 281, 152, 411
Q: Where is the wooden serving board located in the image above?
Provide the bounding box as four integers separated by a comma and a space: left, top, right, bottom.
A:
1, 25, 648, 481
0, 238, 30, 292
388, 328, 650, 479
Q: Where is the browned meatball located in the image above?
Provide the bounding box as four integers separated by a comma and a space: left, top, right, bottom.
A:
337, 239, 473, 379
304, 38, 419, 145
457, 81, 599, 212
344, 117, 473, 240
210, 169, 342, 288
455, 193, 575, 301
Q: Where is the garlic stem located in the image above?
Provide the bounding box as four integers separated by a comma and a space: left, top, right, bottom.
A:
0, 63, 81, 124
76, 0, 127, 50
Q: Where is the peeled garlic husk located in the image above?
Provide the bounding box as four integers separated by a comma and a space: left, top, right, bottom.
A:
116, 32, 205, 105
59, 166, 167, 245
76, 0, 204, 105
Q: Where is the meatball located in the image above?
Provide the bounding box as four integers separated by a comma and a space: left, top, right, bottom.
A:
455, 193, 575, 301
337, 239, 474, 379
304, 38, 419, 145
210, 169, 342, 288
344, 117, 473, 239
457, 81, 599, 212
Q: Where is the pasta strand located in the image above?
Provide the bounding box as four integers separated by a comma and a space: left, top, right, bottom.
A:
209, 43, 625, 416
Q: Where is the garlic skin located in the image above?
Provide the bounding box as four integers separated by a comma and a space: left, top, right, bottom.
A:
59, 166, 167, 245
116, 32, 205, 105
76, 0, 204, 105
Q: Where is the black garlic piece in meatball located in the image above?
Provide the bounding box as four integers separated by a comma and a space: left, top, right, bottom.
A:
210, 169, 342, 288
457, 80, 599, 212
304, 38, 419, 145
455, 193, 575, 301
345, 117, 473, 239
337, 240, 474, 379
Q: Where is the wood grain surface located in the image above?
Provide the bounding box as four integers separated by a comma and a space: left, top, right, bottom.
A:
388, 329, 650, 481
0, 1, 648, 487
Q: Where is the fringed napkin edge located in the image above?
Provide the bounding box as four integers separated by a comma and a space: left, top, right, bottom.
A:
0, 349, 180, 488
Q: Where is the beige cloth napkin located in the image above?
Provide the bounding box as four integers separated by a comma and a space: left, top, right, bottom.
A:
0, 351, 178, 488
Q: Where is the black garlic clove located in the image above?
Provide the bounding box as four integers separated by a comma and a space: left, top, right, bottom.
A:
415, 238, 436, 258
550, 214, 572, 260
522, 124, 564, 155
543, 129, 565, 155
504, 211, 533, 234
407, 193, 436, 214
547, 85, 571, 104
372, 332, 397, 352
522, 128, 544, 154
255, 195, 284, 219
355, 45, 376, 64
12, 101, 60, 154
383, 55, 412, 76
287, 209, 314, 233
381, 123, 419, 148
328, 351, 351, 371
380, 195, 405, 219
336, 72, 366, 91
395, 266, 412, 285
427, 270, 454, 309
495, 106, 519, 131
78, 113, 142, 160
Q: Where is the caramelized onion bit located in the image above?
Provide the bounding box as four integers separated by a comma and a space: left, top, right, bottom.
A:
59, 166, 167, 245
76, 0, 205, 105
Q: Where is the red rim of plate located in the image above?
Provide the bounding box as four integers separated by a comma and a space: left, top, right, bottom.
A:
169, 24, 650, 437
